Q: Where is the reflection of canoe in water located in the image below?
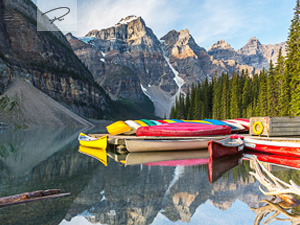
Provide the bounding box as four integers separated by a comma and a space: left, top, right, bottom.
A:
125, 138, 218, 153
244, 152, 300, 170
78, 145, 107, 166
207, 154, 242, 184
118, 150, 210, 166
136, 123, 231, 137
78, 133, 107, 149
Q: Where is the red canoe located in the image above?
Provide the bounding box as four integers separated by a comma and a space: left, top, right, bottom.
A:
208, 135, 244, 159
244, 137, 300, 158
136, 123, 231, 137
244, 152, 300, 170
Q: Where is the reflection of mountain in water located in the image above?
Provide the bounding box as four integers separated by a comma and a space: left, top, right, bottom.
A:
0, 132, 277, 225
0, 128, 101, 225
63, 160, 267, 225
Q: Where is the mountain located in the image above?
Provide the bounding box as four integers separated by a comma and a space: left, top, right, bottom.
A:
68, 16, 180, 116
208, 37, 286, 70
68, 16, 285, 117
0, 0, 113, 127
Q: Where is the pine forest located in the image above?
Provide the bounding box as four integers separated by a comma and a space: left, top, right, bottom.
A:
170, 0, 300, 120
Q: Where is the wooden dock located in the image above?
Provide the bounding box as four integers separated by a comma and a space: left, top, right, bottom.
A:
91, 134, 230, 145
90, 133, 300, 146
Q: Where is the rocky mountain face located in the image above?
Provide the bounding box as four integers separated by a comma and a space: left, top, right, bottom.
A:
68, 16, 180, 116
68, 16, 284, 116
208, 37, 286, 70
0, 0, 112, 123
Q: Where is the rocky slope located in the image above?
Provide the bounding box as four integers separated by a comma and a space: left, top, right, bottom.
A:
0, 0, 113, 126
0, 79, 93, 128
208, 37, 286, 70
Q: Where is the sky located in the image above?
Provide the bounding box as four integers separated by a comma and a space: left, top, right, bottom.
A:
35, 0, 296, 50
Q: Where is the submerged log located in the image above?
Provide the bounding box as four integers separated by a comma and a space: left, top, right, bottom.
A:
0, 189, 70, 208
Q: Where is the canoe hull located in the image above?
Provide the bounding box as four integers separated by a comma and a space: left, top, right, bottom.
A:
208, 137, 244, 159
244, 152, 300, 170
125, 139, 209, 152
136, 124, 231, 137
78, 134, 107, 149
244, 138, 300, 157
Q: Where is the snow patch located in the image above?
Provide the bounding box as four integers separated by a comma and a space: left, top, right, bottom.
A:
116, 16, 138, 26
78, 37, 95, 44
100, 58, 105, 63
140, 84, 153, 101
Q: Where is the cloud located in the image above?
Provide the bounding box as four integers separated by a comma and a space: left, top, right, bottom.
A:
75, 0, 178, 37
73, 0, 292, 49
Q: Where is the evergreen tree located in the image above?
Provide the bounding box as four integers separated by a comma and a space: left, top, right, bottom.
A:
230, 71, 240, 119
258, 69, 268, 116
220, 73, 229, 119
212, 73, 220, 119
241, 75, 250, 117
267, 60, 278, 116
287, 0, 300, 116
275, 48, 287, 115
185, 87, 191, 119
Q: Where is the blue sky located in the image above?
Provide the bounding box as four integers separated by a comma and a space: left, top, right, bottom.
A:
35, 0, 296, 50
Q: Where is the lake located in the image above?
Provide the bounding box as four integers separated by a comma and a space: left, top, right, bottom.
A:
0, 128, 299, 225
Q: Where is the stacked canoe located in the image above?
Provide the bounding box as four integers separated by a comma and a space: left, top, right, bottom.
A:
106, 118, 250, 136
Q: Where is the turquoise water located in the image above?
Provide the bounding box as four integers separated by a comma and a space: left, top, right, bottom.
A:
0, 128, 299, 225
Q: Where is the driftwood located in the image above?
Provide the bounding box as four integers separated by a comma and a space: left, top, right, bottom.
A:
0, 189, 70, 208
250, 156, 300, 205
251, 198, 300, 225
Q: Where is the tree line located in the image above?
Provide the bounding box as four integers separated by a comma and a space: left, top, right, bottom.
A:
170, 0, 300, 120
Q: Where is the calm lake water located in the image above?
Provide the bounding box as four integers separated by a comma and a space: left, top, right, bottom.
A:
0, 128, 299, 225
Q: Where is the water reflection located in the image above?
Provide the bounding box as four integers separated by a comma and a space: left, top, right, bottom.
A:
1, 129, 300, 224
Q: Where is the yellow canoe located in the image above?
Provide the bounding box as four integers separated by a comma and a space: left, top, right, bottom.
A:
182, 120, 211, 124
78, 145, 107, 166
106, 120, 132, 135
78, 133, 107, 149
134, 120, 148, 127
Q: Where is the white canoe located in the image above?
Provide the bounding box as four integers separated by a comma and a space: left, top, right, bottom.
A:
124, 138, 212, 152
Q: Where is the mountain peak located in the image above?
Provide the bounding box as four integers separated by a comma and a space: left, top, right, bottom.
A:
247, 36, 261, 45
115, 15, 140, 26
208, 40, 234, 51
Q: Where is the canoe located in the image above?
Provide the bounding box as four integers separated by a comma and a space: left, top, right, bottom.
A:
151, 120, 162, 125
123, 150, 209, 166
244, 137, 300, 158
124, 138, 216, 152
78, 145, 107, 166
207, 154, 242, 183
207, 135, 244, 159
243, 152, 300, 170
163, 119, 178, 123
106, 121, 132, 135
136, 123, 231, 137
123, 120, 141, 135
222, 120, 246, 131
140, 119, 156, 126
134, 120, 148, 127
78, 133, 107, 149
182, 119, 211, 124
202, 119, 238, 130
